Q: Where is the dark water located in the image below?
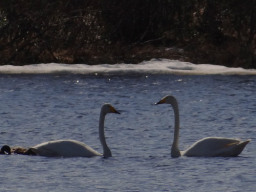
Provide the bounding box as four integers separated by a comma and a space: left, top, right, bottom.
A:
0, 74, 255, 192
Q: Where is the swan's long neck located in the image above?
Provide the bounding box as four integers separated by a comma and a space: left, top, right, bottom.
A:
99, 111, 112, 157
171, 100, 181, 158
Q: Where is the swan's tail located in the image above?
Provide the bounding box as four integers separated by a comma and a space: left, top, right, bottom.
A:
217, 139, 251, 157
233, 139, 251, 157
24, 148, 38, 155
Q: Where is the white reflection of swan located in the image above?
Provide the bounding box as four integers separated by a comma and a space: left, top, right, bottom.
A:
156, 95, 250, 157
29, 104, 120, 157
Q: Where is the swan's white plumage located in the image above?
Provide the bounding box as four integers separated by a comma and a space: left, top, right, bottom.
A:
182, 137, 250, 157
29, 104, 120, 157
156, 95, 250, 157
31, 139, 102, 157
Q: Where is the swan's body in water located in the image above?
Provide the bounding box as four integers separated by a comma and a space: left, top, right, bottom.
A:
28, 104, 120, 157
156, 95, 250, 157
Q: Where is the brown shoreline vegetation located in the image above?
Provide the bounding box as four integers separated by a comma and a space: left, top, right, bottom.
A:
0, 1, 255, 68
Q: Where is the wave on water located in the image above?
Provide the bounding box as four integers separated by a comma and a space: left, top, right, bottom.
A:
0, 59, 256, 75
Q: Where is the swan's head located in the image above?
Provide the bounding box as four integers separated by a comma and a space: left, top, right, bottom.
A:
155, 95, 177, 105
101, 103, 120, 115
0, 145, 11, 155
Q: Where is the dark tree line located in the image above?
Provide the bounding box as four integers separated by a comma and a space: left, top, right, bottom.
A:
0, 0, 255, 68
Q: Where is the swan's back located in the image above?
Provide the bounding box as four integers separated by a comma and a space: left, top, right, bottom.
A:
184, 137, 250, 157
31, 140, 102, 157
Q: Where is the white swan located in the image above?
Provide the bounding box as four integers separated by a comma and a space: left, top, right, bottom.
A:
28, 104, 120, 157
156, 95, 250, 157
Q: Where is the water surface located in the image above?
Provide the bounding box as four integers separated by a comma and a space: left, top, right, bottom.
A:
0, 63, 255, 191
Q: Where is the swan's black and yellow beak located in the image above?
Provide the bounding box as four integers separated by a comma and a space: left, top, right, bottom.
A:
110, 106, 121, 114
155, 98, 166, 105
